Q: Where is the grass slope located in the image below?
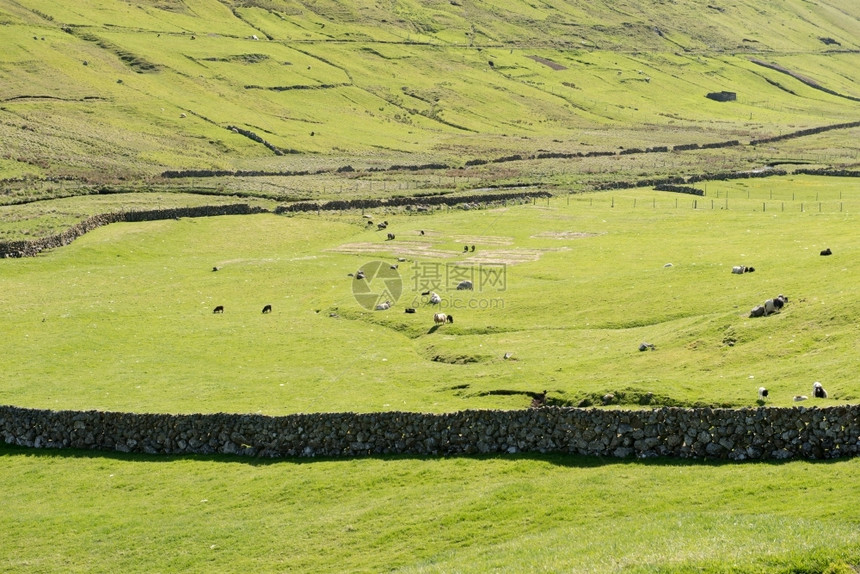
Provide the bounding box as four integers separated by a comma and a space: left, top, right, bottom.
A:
0, 0, 858, 183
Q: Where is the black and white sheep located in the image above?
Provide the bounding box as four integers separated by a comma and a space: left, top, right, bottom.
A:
732, 265, 755, 274
262, 304, 272, 314
213, 305, 224, 314
758, 387, 769, 400
813, 382, 828, 398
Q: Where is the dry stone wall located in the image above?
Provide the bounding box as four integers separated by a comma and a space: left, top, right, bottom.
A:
2, 405, 856, 461
0, 204, 268, 259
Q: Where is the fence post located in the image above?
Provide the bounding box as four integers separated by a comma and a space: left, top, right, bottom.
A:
763, 202, 766, 212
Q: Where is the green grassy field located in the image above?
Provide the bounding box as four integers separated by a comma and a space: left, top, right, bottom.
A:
1, 175, 857, 415
2, 1, 859, 572
2, 443, 858, 573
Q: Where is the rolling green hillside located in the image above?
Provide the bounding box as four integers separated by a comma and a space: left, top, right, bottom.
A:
0, 0, 858, 186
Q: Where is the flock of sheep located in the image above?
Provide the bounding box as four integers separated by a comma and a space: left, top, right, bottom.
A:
210, 215, 838, 409
758, 381, 828, 403
744, 247, 835, 402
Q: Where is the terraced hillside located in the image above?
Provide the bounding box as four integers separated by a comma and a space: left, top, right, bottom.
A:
0, 0, 858, 187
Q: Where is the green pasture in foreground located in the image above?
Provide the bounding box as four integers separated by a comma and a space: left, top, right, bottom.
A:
1, 444, 858, 573
0, 175, 858, 414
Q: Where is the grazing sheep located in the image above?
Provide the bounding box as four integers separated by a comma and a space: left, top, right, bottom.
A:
530, 390, 547, 408
262, 304, 272, 314
429, 292, 441, 304
751, 294, 787, 317
367, 220, 374, 226
463, 245, 469, 253
387, 233, 395, 240
355, 270, 366, 280
763, 294, 788, 316
404, 308, 416, 314
213, 305, 224, 314
390, 264, 398, 269
376, 301, 391, 311
639, 342, 655, 352
421, 290, 431, 296
813, 382, 828, 398
434, 313, 453, 324
212, 266, 220, 272
252, 34, 259, 40
758, 387, 769, 400
420, 230, 425, 235
601, 393, 615, 406
503, 352, 513, 360
456, 280, 473, 290
763, 299, 777, 316
471, 245, 476, 252
377, 221, 388, 230
732, 265, 755, 274
794, 395, 808, 402
820, 248, 832, 256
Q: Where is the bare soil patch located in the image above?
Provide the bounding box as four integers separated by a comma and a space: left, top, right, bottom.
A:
463, 247, 570, 265
451, 235, 514, 246
328, 242, 457, 259
531, 231, 604, 239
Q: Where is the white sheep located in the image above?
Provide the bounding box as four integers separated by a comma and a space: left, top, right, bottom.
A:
434, 313, 453, 324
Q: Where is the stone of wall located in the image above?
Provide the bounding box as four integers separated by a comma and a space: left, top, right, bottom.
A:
274, 190, 550, 214
2, 405, 856, 461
